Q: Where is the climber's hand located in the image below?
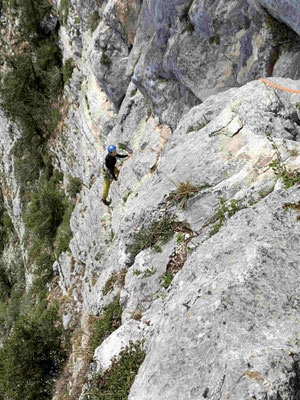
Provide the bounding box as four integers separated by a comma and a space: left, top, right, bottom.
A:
116, 180, 120, 186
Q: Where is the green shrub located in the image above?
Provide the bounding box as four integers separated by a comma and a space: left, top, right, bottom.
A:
87, 11, 101, 32
55, 203, 75, 256
176, 232, 185, 243
0, 3, 63, 209
0, 286, 23, 337
160, 270, 174, 288
1, 42, 62, 135
142, 266, 157, 278
68, 176, 82, 198
90, 296, 122, 352
85, 341, 145, 400
62, 58, 75, 84
59, 0, 70, 25
0, 189, 15, 255
266, 130, 300, 188
129, 216, 175, 258
209, 197, 239, 237
0, 305, 67, 400
9, 0, 52, 39
0, 263, 12, 302
29, 241, 56, 291
269, 159, 300, 189
1, 212, 13, 231
24, 179, 66, 241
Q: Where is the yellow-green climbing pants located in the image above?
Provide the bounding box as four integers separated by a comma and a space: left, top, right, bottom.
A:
102, 167, 119, 199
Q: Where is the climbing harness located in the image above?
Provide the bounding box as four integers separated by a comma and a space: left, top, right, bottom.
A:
259, 78, 300, 93
101, 162, 112, 179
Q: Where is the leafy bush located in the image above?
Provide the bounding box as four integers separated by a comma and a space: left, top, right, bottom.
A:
90, 296, 122, 352
24, 179, 66, 241
0, 305, 67, 400
129, 216, 175, 258
85, 341, 145, 400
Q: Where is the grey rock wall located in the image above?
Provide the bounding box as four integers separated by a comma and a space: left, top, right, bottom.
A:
62, 75, 300, 399
85, 0, 300, 127
0, 111, 25, 241
129, 185, 300, 400
258, 0, 300, 35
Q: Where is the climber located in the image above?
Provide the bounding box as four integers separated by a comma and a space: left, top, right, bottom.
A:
101, 144, 131, 206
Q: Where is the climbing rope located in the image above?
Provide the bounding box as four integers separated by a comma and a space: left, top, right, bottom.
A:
259, 78, 300, 93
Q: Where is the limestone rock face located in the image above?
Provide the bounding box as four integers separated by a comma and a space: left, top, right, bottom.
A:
129, 186, 300, 400
0, 111, 24, 240
60, 76, 300, 399
85, 0, 300, 126
87, 0, 142, 109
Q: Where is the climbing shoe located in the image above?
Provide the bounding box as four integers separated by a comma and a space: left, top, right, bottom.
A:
102, 198, 111, 206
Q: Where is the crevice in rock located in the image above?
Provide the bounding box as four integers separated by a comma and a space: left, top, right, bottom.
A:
166, 220, 198, 276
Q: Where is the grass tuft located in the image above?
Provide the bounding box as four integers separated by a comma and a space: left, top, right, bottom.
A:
166, 181, 200, 210
129, 216, 175, 258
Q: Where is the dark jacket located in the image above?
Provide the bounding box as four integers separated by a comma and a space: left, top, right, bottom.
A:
105, 153, 127, 180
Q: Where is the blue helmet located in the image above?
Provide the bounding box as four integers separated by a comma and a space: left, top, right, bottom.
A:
107, 144, 116, 153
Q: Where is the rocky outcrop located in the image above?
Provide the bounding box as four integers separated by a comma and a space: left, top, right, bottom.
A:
59, 74, 300, 398
129, 184, 300, 400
